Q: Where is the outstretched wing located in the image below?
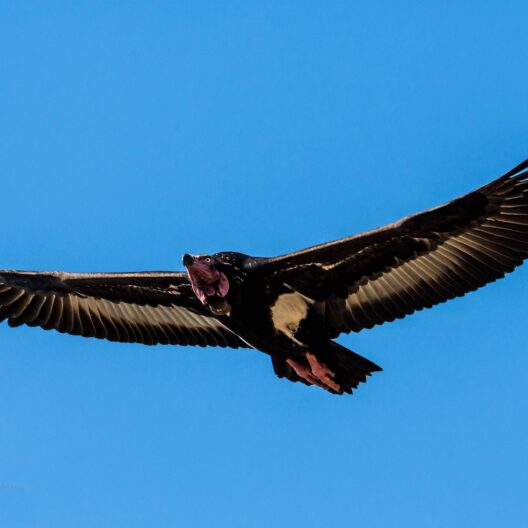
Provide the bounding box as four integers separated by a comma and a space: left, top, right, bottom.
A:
0, 270, 248, 348
261, 158, 528, 336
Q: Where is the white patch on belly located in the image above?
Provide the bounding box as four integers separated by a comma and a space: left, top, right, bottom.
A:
271, 291, 313, 345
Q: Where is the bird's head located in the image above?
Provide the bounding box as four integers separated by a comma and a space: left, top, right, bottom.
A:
183, 252, 250, 314
183, 253, 230, 307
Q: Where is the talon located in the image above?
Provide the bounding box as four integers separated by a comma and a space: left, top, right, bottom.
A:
286, 354, 342, 393
306, 353, 341, 393
286, 358, 317, 385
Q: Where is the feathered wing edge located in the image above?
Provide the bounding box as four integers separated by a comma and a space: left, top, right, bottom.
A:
259, 158, 528, 335
0, 270, 249, 348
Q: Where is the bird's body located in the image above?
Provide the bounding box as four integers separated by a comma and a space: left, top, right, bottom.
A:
2, 158, 528, 394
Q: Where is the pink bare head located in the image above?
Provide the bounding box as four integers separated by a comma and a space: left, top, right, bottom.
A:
182, 254, 230, 305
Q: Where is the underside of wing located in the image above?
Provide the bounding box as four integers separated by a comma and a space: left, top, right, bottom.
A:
0, 270, 249, 348
261, 158, 528, 336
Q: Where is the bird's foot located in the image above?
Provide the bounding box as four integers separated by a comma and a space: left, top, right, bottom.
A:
286, 353, 341, 393
286, 358, 320, 386
306, 353, 341, 392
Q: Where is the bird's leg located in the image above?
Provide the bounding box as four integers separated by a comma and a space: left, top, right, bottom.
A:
286, 357, 333, 391
286, 358, 319, 386
286, 355, 341, 393
305, 352, 341, 393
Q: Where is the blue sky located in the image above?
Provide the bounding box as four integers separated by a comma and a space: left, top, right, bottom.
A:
0, 2, 527, 527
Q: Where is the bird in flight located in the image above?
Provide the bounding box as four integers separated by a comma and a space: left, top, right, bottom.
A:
1, 159, 527, 395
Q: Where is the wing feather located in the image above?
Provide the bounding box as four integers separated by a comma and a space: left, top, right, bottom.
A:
0, 270, 248, 348
261, 159, 528, 335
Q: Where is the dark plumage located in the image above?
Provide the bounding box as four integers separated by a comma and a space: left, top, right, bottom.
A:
2, 159, 528, 394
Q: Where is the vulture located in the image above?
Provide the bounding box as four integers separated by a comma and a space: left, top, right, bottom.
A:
1, 159, 528, 395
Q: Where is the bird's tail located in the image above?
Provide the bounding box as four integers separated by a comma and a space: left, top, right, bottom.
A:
272, 341, 382, 395
324, 341, 382, 394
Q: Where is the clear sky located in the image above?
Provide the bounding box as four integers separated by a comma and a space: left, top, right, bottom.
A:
0, 2, 527, 527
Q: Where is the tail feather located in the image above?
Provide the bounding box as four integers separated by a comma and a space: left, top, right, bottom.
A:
326, 341, 382, 393
271, 341, 382, 395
